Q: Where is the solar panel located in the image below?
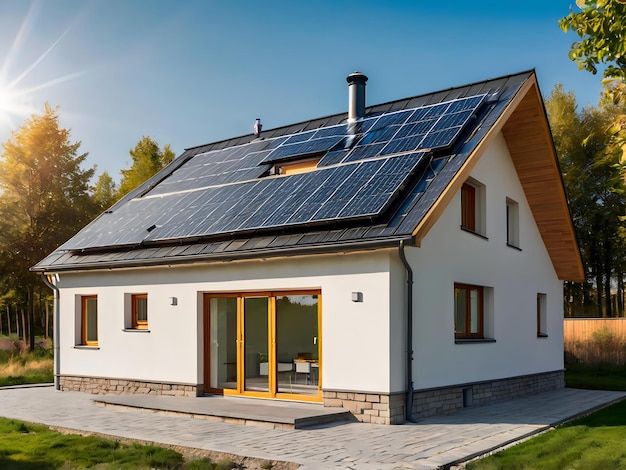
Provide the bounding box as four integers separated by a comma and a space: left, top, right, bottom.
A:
147, 144, 273, 197
339, 94, 486, 163
317, 148, 350, 167
262, 135, 344, 163
311, 124, 349, 139
285, 165, 358, 223
62, 93, 487, 251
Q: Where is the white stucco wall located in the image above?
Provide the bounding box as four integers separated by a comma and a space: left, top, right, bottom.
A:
55, 250, 397, 393
406, 132, 564, 390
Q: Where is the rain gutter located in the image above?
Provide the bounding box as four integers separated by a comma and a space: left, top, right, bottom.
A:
399, 240, 417, 423
40, 273, 61, 391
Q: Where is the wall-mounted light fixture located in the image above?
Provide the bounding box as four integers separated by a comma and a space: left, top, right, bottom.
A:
351, 292, 363, 303
169, 297, 178, 306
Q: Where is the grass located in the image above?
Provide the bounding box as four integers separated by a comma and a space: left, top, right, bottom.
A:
0, 417, 183, 469
0, 417, 246, 469
466, 365, 626, 469
565, 363, 626, 391
0, 346, 53, 387
466, 398, 626, 469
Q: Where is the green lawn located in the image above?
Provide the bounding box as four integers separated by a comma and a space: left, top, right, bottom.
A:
467, 375, 626, 470
0, 417, 245, 469
467, 398, 626, 469
565, 363, 626, 391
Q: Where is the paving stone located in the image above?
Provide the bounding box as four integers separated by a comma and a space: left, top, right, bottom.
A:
0, 386, 624, 469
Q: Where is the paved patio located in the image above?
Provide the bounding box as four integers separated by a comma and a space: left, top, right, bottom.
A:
0, 385, 624, 469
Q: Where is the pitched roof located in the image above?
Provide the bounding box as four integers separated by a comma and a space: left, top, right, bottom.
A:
33, 70, 584, 281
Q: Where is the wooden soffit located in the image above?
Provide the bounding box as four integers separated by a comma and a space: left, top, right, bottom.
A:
501, 78, 584, 281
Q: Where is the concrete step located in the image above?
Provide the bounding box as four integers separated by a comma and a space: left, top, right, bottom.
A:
93, 394, 352, 429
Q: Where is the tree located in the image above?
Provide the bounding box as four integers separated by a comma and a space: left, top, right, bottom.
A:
93, 171, 118, 210
0, 104, 97, 348
117, 137, 175, 198
546, 85, 626, 316
560, 0, 626, 81
560, 0, 626, 173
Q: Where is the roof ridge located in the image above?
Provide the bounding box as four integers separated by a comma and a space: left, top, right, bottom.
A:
183, 69, 535, 153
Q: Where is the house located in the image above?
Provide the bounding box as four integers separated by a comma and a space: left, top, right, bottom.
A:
33, 70, 584, 425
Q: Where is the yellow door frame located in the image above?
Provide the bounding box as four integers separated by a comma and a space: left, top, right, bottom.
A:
204, 291, 322, 402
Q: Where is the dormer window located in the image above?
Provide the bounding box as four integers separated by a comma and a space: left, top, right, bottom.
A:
273, 157, 320, 176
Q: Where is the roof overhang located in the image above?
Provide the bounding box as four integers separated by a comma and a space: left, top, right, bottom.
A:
412, 73, 585, 282
32, 235, 414, 273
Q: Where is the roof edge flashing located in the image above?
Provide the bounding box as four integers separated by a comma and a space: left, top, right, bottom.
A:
32, 235, 416, 273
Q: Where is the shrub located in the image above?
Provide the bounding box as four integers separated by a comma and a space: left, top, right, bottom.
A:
565, 326, 626, 366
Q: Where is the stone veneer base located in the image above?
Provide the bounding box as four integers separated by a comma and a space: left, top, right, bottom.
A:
59, 375, 199, 397
323, 370, 565, 425
60, 370, 564, 425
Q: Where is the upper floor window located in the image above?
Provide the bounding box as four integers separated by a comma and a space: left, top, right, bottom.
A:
461, 179, 486, 237
81, 295, 98, 346
132, 294, 148, 330
537, 293, 548, 337
506, 198, 520, 249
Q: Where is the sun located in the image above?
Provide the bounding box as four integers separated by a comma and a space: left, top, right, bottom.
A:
0, 82, 35, 130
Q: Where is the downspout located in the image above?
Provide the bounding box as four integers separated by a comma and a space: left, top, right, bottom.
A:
399, 240, 417, 423
40, 273, 60, 391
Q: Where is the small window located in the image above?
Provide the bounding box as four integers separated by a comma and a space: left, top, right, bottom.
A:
274, 158, 320, 175
454, 283, 484, 338
537, 293, 548, 337
460, 179, 486, 236
506, 198, 520, 248
461, 183, 476, 231
132, 294, 148, 330
81, 295, 98, 346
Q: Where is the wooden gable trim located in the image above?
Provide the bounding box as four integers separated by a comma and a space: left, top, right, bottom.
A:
501, 80, 584, 282
412, 74, 584, 282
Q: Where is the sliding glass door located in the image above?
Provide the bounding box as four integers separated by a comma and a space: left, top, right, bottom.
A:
204, 291, 321, 401
243, 296, 270, 393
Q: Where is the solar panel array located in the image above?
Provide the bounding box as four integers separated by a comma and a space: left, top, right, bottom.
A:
64, 94, 486, 250
319, 93, 486, 166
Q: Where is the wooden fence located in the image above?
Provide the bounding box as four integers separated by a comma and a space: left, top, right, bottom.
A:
564, 318, 626, 365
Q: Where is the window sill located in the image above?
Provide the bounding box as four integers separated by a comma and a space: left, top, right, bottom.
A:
123, 328, 151, 333
537, 333, 549, 338
455, 338, 496, 344
506, 243, 522, 251
460, 226, 488, 240
74, 345, 100, 350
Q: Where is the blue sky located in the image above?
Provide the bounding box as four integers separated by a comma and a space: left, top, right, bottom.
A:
0, 0, 603, 182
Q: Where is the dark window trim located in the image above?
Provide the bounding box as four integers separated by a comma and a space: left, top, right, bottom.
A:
460, 226, 489, 240
461, 182, 476, 232
506, 242, 522, 251
455, 338, 496, 344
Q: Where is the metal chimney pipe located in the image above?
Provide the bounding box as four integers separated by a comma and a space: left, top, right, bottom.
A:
347, 72, 368, 121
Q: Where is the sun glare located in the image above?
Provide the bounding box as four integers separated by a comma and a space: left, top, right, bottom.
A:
0, 83, 33, 129
0, 3, 80, 136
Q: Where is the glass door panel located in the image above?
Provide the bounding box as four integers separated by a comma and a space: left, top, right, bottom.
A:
276, 294, 319, 396
208, 297, 237, 390
243, 297, 269, 393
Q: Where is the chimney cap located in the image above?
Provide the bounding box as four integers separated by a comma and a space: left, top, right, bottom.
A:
346, 71, 368, 84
